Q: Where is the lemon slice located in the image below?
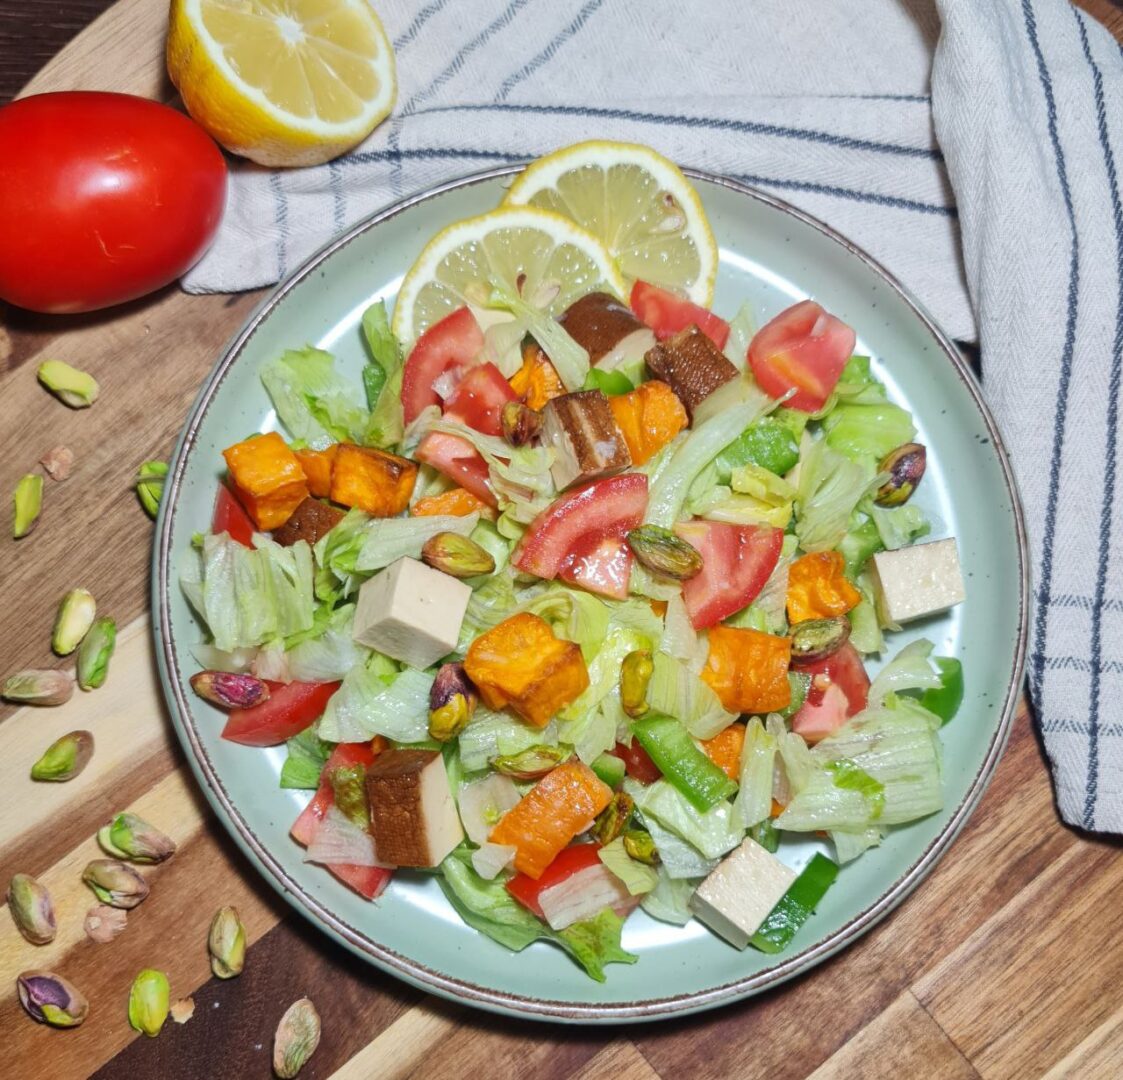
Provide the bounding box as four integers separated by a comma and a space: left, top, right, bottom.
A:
504, 141, 718, 306
392, 206, 627, 346
167, 0, 396, 168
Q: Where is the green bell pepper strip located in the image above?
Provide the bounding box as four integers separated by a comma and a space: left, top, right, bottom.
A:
591, 751, 627, 788
630, 714, 738, 811
776, 672, 811, 721
918, 657, 964, 724
750, 852, 839, 954
715, 418, 800, 478
582, 368, 634, 396
749, 818, 780, 854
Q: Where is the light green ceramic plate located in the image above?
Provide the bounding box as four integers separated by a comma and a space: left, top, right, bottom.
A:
154, 167, 1027, 1023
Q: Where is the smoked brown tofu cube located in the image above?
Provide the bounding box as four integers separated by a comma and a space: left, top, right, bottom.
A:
271, 497, 345, 547
222, 431, 309, 531
644, 325, 738, 420
365, 749, 465, 868
329, 443, 418, 517
558, 291, 655, 366
539, 389, 631, 491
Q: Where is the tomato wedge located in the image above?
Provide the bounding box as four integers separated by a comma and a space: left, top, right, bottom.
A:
415, 431, 497, 507
443, 361, 516, 436
674, 520, 783, 629
609, 740, 663, 785
747, 300, 856, 412
401, 306, 485, 423
791, 682, 850, 744
212, 483, 255, 547
290, 741, 376, 845
514, 474, 648, 595
630, 280, 730, 350
507, 843, 602, 918
792, 641, 870, 717
222, 680, 341, 747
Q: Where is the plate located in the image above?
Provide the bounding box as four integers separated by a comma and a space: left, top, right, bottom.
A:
154, 167, 1028, 1022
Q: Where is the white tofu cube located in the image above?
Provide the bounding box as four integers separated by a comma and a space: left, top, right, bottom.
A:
870, 537, 966, 624
352, 556, 470, 669
690, 838, 797, 949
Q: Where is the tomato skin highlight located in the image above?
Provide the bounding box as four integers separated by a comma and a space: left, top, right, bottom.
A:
222, 680, 341, 747
212, 483, 256, 547
0, 92, 226, 313
609, 740, 663, 785
748, 300, 856, 412
630, 280, 730, 350
401, 306, 485, 423
507, 844, 602, 918
443, 361, 517, 436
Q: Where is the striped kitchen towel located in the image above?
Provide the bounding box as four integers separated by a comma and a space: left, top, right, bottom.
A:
183, 0, 1123, 832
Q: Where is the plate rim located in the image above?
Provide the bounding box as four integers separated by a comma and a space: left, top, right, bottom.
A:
153, 164, 1029, 1023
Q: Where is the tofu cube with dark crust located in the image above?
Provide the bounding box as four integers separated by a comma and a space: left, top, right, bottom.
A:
558, 291, 655, 366
366, 749, 465, 867
271, 497, 345, 547
539, 389, 632, 491
644, 325, 738, 420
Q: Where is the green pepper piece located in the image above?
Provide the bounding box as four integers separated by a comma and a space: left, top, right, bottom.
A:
918, 657, 964, 724
839, 519, 884, 578
715, 418, 800, 478
582, 368, 634, 396
590, 751, 626, 788
750, 852, 839, 954
750, 818, 780, 854
631, 714, 738, 811
777, 672, 811, 721
362, 362, 387, 410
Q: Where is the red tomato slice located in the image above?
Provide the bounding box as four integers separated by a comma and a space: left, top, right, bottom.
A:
557, 533, 635, 601
212, 483, 255, 547
507, 843, 602, 918
514, 474, 648, 584
791, 682, 850, 744
290, 742, 377, 845
747, 300, 856, 413
609, 740, 663, 785
674, 520, 783, 629
222, 680, 341, 747
415, 431, 497, 507
443, 361, 516, 436
401, 307, 485, 423
630, 280, 730, 349
792, 641, 870, 717
328, 863, 393, 900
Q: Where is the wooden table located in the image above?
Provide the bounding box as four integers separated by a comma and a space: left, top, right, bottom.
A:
3, 2, 1123, 1077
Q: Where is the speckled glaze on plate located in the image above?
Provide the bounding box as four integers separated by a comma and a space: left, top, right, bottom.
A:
153, 167, 1028, 1023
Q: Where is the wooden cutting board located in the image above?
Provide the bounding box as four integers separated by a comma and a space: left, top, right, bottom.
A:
3, 1, 1123, 1076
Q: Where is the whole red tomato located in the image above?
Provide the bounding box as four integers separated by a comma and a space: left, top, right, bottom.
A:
0, 92, 227, 314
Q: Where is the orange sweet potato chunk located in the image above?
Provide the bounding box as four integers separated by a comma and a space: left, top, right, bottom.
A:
702, 625, 792, 715
510, 344, 566, 411
463, 612, 589, 727
295, 446, 338, 498
786, 551, 861, 624
701, 722, 747, 781
329, 443, 417, 517
222, 432, 309, 531
608, 380, 688, 466
411, 486, 495, 520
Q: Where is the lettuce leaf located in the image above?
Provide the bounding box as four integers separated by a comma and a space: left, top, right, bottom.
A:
487, 284, 590, 391
312, 509, 373, 602
632, 779, 743, 860
640, 868, 701, 925
458, 705, 559, 772
867, 501, 930, 552
734, 717, 777, 828
279, 727, 332, 790
646, 651, 735, 740
823, 401, 916, 465
598, 838, 659, 895
261, 346, 369, 448
285, 604, 370, 682
794, 438, 881, 553
555, 909, 638, 982
867, 639, 941, 706
355, 512, 480, 572
722, 302, 755, 373
318, 662, 431, 743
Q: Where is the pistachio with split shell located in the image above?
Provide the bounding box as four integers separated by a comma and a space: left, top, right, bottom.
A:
626, 525, 704, 580
789, 616, 851, 664
13, 473, 43, 539
428, 662, 477, 742
40, 445, 74, 481
31, 730, 94, 781
128, 968, 170, 1038
501, 400, 542, 447
82, 859, 149, 909
76, 617, 116, 690
619, 649, 654, 719
274, 998, 321, 1078
7, 874, 56, 945
208, 906, 246, 979
52, 588, 96, 656
17, 970, 89, 1028
875, 442, 926, 507
135, 460, 168, 519
421, 531, 496, 578
190, 670, 270, 710
98, 812, 177, 864
492, 744, 572, 780
623, 828, 660, 866
594, 792, 635, 845
2, 669, 75, 707
38, 359, 99, 408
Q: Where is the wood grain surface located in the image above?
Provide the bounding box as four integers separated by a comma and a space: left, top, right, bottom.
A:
2, 1, 1123, 1078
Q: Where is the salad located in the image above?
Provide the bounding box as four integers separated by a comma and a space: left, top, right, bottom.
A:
182, 142, 966, 982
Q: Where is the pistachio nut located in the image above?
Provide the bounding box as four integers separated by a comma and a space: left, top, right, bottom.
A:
2, 669, 75, 707
208, 906, 247, 979
135, 460, 168, 519
7, 874, 57, 945
492, 744, 572, 780
31, 730, 94, 781
17, 970, 89, 1028
190, 670, 270, 710
81, 859, 149, 909
501, 400, 542, 447
273, 997, 321, 1079
626, 525, 704, 580
875, 442, 927, 507
37, 359, 99, 408
428, 662, 478, 742
40, 445, 75, 482
98, 812, 177, 864
789, 616, 852, 664
84, 904, 128, 944
622, 828, 660, 866
52, 588, 97, 656
13, 473, 43, 539
421, 531, 496, 578
128, 968, 170, 1038
619, 649, 654, 719
76, 617, 116, 690
593, 792, 635, 845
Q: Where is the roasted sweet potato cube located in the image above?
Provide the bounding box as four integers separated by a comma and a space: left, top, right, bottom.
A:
702, 625, 792, 714
330, 443, 418, 517
295, 446, 338, 498
608, 379, 688, 465
410, 486, 495, 520
272, 497, 345, 547
222, 431, 309, 531
464, 612, 590, 727
509, 339, 566, 410
644, 325, 738, 419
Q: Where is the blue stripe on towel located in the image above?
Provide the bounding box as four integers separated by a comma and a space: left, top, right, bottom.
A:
496, 0, 607, 102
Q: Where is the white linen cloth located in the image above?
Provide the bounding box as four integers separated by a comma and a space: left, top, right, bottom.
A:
184, 0, 1123, 832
